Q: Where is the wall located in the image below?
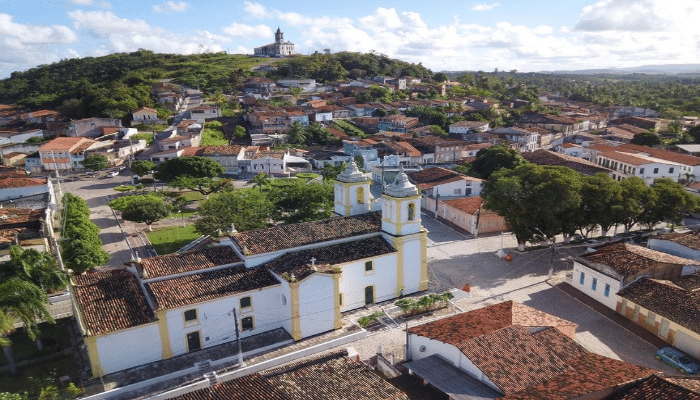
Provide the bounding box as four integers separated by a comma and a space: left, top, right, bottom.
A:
94, 323, 162, 376
163, 285, 285, 357
298, 274, 336, 337
0, 183, 48, 202
572, 261, 620, 310
648, 239, 700, 261
339, 253, 398, 312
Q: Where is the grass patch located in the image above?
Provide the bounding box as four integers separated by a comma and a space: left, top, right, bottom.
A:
177, 191, 206, 202
114, 185, 136, 192
357, 311, 382, 328
296, 173, 319, 180
201, 121, 228, 146
146, 225, 201, 255
130, 133, 155, 146
169, 209, 197, 219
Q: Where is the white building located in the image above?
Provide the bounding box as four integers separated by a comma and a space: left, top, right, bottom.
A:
131, 107, 159, 123
71, 162, 427, 376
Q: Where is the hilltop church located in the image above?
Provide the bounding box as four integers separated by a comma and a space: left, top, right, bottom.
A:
254, 27, 295, 57
70, 162, 428, 377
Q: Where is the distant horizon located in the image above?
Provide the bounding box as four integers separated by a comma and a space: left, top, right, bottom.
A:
2, 0, 700, 79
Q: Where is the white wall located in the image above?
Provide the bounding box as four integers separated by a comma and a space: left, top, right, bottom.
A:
339, 253, 398, 312
398, 233, 424, 295
163, 285, 285, 357
648, 239, 700, 261
96, 324, 162, 375
572, 261, 620, 310
0, 183, 49, 201
298, 274, 336, 337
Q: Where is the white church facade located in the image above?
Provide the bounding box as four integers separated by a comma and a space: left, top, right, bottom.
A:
70, 162, 428, 377
254, 27, 295, 57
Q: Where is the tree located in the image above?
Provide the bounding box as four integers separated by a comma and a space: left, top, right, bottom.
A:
250, 173, 271, 191
0, 247, 68, 374
470, 144, 527, 179
121, 199, 172, 231
287, 122, 307, 145
169, 177, 231, 197
130, 160, 155, 177
482, 164, 582, 250
433, 72, 448, 83
615, 177, 657, 233
631, 131, 662, 147
578, 173, 623, 237
268, 180, 334, 223
81, 154, 109, 171
195, 189, 273, 235
154, 157, 225, 182
109, 194, 163, 211
321, 163, 345, 181
60, 194, 110, 273
233, 125, 247, 139
646, 178, 698, 227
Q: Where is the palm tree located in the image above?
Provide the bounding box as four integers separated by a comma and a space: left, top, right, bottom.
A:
251, 173, 271, 191
0, 246, 68, 374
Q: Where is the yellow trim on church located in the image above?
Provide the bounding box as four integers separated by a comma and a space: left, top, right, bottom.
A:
290, 281, 302, 340
157, 310, 173, 359
333, 274, 342, 329
419, 230, 429, 290
393, 236, 405, 296
85, 336, 104, 377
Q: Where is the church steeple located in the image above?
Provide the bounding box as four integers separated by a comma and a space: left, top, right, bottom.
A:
381, 167, 422, 236
334, 160, 371, 216
275, 27, 283, 43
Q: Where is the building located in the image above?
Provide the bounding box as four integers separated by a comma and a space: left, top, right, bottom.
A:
131, 107, 160, 123
405, 301, 653, 399
570, 242, 700, 310
522, 149, 612, 176
187, 105, 222, 121
71, 164, 427, 376
254, 27, 295, 57
407, 167, 483, 213
448, 120, 490, 137
38, 137, 95, 171
66, 117, 122, 138
437, 196, 507, 236
648, 230, 700, 261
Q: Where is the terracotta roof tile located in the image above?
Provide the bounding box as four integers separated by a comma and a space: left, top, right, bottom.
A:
199, 145, 243, 156
263, 236, 396, 281
141, 246, 242, 279
501, 353, 655, 399
619, 143, 700, 166
72, 269, 155, 336
655, 230, 700, 250
408, 300, 576, 345
180, 147, 202, 157
0, 177, 46, 189
605, 374, 700, 400
618, 274, 700, 334
172, 373, 290, 400
40, 137, 94, 151
522, 149, 611, 175
0, 208, 44, 225
664, 376, 700, 394
147, 265, 280, 310
232, 212, 382, 255
582, 243, 697, 278
407, 167, 479, 190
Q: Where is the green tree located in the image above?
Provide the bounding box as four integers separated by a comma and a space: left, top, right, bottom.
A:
578, 173, 623, 237
109, 194, 163, 211
60, 194, 110, 273
195, 189, 273, 235
154, 157, 225, 182
121, 199, 172, 231
80, 154, 109, 171
233, 125, 247, 139
168, 177, 231, 198
470, 143, 526, 179
321, 163, 345, 181
250, 173, 271, 190
130, 160, 155, 177
433, 72, 448, 83
287, 122, 307, 145
482, 164, 582, 250
630, 131, 662, 147
268, 180, 334, 223
615, 177, 657, 232
647, 178, 698, 227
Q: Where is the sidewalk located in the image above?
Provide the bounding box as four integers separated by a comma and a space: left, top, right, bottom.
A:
552, 279, 668, 349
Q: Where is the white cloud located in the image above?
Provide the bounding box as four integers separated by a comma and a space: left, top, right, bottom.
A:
153, 1, 189, 13
69, 0, 94, 4
244, 1, 269, 18
471, 3, 501, 12
223, 22, 272, 39
67, 10, 229, 54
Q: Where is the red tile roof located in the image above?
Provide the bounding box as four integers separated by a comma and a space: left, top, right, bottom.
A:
0, 177, 46, 189
604, 374, 700, 400
522, 149, 611, 175
232, 212, 382, 255
582, 243, 697, 278
140, 246, 243, 279
147, 265, 280, 310
199, 145, 243, 156
620, 143, 700, 166
597, 150, 650, 166
263, 236, 396, 281
0, 208, 44, 225
408, 300, 577, 345
442, 196, 484, 214
172, 373, 289, 400
40, 137, 94, 151
407, 167, 478, 190
655, 230, 700, 250
72, 269, 155, 336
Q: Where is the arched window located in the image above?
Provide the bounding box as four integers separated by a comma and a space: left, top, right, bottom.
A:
356, 187, 364, 204
408, 203, 416, 221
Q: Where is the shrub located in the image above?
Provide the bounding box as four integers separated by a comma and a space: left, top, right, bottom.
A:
395, 292, 454, 316
357, 311, 383, 328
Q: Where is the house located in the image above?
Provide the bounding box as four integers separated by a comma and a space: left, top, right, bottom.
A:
382, 141, 424, 166
618, 273, 700, 360
346, 104, 377, 117
611, 116, 661, 131
594, 149, 682, 183
405, 300, 653, 399
448, 120, 490, 136
492, 127, 540, 152
648, 230, 700, 261
71, 165, 427, 376
84, 139, 147, 167
0, 208, 53, 256
437, 196, 506, 236
243, 77, 276, 95
604, 374, 700, 399
187, 105, 221, 121
2, 152, 27, 167
0, 129, 45, 146
131, 107, 158, 123
38, 137, 95, 170
304, 150, 351, 169
618, 143, 700, 180
377, 115, 419, 133
165, 350, 408, 400
198, 145, 244, 175
66, 117, 122, 138
570, 242, 700, 310
253, 27, 295, 57
0, 176, 54, 203
515, 113, 584, 135
276, 78, 316, 92
522, 149, 612, 176
407, 166, 482, 202
20, 109, 60, 124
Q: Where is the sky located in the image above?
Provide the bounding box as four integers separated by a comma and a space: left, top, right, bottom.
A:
1, 0, 700, 78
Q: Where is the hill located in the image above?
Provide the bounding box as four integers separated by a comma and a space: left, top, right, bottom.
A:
0, 50, 434, 121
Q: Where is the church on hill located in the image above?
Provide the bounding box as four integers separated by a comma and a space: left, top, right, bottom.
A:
70, 162, 428, 377
254, 27, 295, 57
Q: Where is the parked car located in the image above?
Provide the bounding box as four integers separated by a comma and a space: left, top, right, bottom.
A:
656, 347, 700, 374
107, 171, 119, 178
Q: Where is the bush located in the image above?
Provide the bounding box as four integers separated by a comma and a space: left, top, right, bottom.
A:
357, 311, 383, 328
114, 185, 136, 192
395, 292, 454, 316
296, 173, 319, 180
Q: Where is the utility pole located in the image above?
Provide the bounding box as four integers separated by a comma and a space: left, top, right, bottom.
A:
232, 308, 245, 367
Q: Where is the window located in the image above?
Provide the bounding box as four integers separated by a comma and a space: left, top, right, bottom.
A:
408, 203, 416, 221
365, 261, 373, 272
579, 271, 585, 285
639, 168, 644, 174
604, 284, 611, 297
241, 316, 254, 331
454, 189, 462, 195
339, 293, 343, 306
653, 167, 659, 174
240, 296, 252, 309
591, 277, 597, 291
184, 309, 197, 322
669, 167, 674, 173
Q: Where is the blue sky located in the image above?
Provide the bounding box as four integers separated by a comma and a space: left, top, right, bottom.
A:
1, 0, 699, 78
